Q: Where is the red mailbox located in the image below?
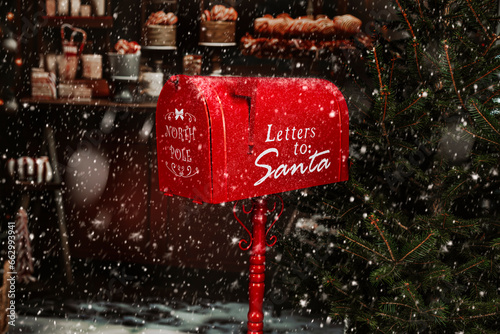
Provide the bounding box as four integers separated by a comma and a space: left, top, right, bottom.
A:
156, 75, 349, 333
156, 75, 348, 203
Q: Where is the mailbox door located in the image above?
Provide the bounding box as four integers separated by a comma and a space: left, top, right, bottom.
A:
156, 76, 213, 203
190, 76, 257, 203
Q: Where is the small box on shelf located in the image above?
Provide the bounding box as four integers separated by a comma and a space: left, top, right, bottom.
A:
31, 69, 57, 100
45, 0, 108, 17
58, 83, 92, 101
59, 79, 109, 98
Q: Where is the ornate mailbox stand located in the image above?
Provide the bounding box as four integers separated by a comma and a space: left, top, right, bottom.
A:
156, 75, 349, 333
233, 195, 283, 333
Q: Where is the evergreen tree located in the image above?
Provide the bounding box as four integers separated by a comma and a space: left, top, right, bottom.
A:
276, 1, 500, 332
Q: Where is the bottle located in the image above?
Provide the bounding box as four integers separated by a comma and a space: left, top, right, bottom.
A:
46, 0, 56, 16
71, 0, 81, 16
58, 0, 69, 15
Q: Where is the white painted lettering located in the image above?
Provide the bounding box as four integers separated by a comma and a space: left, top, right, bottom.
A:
254, 148, 331, 186
169, 145, 192, 162
265, 124, 275, 142
300, 144, 307, 154
308, 150, 331, 172
165, 125, 197, 143
254, 148, 278, 185
276, 130, 283, 141
265, 124, 316, 142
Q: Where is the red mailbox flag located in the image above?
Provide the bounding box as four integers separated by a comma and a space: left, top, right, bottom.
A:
156, 75, 349, 204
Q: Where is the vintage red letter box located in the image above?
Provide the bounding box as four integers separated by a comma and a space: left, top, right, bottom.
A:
156, 75, 349, 204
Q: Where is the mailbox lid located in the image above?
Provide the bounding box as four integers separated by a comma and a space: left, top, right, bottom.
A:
156, 75, 214, 203
209, 77, 349, 201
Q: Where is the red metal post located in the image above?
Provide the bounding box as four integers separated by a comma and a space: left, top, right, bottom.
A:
247, 197, 267, 333
234, 195, 283, 334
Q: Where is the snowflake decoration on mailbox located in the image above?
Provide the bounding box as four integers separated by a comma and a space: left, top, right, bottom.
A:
156, 75, 349, 204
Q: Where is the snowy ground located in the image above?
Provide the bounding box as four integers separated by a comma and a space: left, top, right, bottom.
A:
14, 300, 342, 333
12, 255, 344, 334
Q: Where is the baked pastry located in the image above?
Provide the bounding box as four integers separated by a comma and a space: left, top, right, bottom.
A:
144, 11, 178, 46
115, 39, 141, 54
253, 13, 361, 39
200, 5, 237, 44
241, 13, 366, 58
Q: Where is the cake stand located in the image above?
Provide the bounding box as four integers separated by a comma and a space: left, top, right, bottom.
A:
107, 52, 141, 103
199, 42, 236, 76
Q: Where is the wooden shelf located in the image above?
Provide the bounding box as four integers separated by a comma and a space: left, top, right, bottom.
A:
20, 97, 157, 109
149, 0, 177, 4
42, 16, 113, 28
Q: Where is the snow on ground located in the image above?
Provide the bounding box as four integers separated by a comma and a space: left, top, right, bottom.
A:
14, 300, 343, 333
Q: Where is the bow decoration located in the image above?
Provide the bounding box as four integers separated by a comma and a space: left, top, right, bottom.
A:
175, 109, 184, 120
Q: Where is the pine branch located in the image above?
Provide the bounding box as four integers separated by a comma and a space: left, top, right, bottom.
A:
381, 301, 416, 311
376, 311, 409, 323
339, 204, 362, 219
337, 246, 369, 262
415, 0, 424, 18
464, 64, 500, 90
346, 68, 374, 104
483, 87, 500, 104
394, 91, 427, 117
453, 311, 500, 320
322, 200, 339, 212
471, 153, 498, 171
372, 47, 384, 90
396, 219, 409, 230
461, 127, 500, 146
350, 100, 373, 120
492, 238, 500, 248
482, 35, 500, 56
469, 100, 500, 137
399, 232, 435, 262
455, 259, 486, 276
388, 57, 397, 90
448, 180, 467, 198
443, 41, 466, 111
370, 215, 396, 261
403, 282, 421, 312
422, 267, 452, 288
394, 0, 416, 38
464, 0, 494, 39
340, 232, 392, 262
370, 265, 398, 285
396, 112, 428, 130
411, 40, 423, 81
472, 83, 497, 101
426, 309, 447, 325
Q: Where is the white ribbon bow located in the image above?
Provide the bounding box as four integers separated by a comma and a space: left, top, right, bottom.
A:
175, 109, 184, 120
